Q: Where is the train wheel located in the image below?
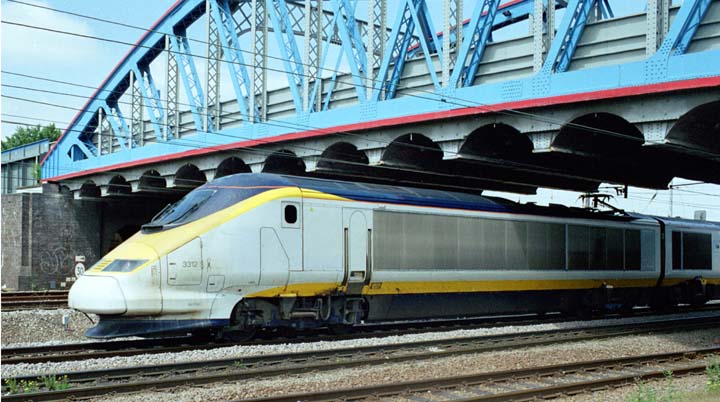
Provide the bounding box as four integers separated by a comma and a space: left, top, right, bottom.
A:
226, 301, 260, 342
221, 327, 258, 342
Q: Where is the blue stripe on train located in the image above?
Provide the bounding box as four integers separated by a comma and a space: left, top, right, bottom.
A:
85, 318, 230, 338
212, 173, 509, 213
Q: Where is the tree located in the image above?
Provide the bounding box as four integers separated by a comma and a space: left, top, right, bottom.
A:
1, 124, 61, 151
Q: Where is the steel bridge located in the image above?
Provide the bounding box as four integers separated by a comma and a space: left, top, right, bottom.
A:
41, 0, 720, 198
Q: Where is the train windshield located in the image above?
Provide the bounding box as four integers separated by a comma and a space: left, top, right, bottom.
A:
145, 189, 216, 230
142, 184, 280, 232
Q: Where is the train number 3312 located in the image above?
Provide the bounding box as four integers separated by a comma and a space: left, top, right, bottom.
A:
181, 261, 200, 268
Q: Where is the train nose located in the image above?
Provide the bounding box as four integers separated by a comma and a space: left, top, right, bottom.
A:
69, 275, 127, 314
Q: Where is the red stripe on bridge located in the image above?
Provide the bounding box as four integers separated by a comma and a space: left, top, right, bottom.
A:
44, 76, 720, 183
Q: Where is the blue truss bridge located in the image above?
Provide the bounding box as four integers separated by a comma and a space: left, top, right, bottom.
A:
40, 0, 720, 198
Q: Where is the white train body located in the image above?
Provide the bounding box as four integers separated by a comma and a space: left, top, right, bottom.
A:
69, 174, 720, 338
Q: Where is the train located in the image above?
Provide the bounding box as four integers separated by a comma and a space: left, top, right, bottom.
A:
68, 173, 720, 339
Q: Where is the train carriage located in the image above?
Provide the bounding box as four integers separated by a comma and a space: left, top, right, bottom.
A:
68, 173, 720, 338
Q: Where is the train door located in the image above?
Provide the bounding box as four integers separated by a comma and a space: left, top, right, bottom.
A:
343, 209, 372, 294
166, 237, 204, 286
164, 237, 206, 314
258, 227, 290, 288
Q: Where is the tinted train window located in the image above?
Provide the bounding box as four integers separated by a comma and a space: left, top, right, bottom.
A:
568, 225, 589, 270
672, 231, 682, 270
588, 227, 607, 270
624, 229, 641, 270
527, 222, 565, 270
673, 231, 711, 270
606, 228, 624, 270
284, 204, 297, 224
684, 233, 711, 269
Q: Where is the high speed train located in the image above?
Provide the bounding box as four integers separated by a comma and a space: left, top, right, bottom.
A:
68, 173, 720, 339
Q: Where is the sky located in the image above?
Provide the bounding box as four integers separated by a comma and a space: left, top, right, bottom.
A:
0, 0, 717, 220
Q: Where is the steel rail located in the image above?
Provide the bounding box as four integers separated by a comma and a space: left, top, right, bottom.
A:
0, 311, 598, 365
240, 347, 720, 402
2, 315, 719, 401
1, 291, 70, 311
3, 306, 718, 365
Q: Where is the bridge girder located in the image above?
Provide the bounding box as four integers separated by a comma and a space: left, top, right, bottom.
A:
41, 0, 720, 198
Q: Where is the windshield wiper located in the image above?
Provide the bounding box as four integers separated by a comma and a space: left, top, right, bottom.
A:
165, 203, 201, 225
141, 203, 199, 233
151, 202, 175, 222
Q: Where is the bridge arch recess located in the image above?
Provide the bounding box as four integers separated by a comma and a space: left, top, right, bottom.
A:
553, 113, 644, 157
262, 150, 306, 175
108, 175, 131, 195
174, 164, 207, 188
666, 101, 720, 155
459, 123, 533, 160
79, 180, 101, 198
381, 133, 443, 170
139, 170, 167, 190
215, 157, 251, 179
317, 142, 370, 170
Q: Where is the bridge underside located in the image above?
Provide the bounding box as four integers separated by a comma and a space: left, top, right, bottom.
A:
64, 90, 719, 200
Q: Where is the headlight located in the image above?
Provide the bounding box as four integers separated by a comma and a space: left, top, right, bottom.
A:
102, 259, 148, 272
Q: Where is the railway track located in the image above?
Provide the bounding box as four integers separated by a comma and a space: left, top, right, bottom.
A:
244, 347, 720, 402
2, 315, 719, 401
4, 307, 718, 365
1, 291, 69, 311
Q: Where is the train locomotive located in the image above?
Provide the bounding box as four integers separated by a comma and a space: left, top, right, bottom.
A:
69, 173, 720, 339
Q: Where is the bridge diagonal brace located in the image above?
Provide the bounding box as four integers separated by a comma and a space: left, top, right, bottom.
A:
372, 0, 418, 101
102, 104, 130, 151
330, 0, 368, 102
656, 0, 713, 58
414, 0, 443, 57
169, 31, 207, 133
211, 0, 255, 122
598, 0, 613, 19
405, 0, 443, 90
133, 66, 165, 142
542, 0, 597, 74
310, 10, 342, 112
449, 0, 502, 88
322, 44, 347, 111
69, 138, 97, 160
267, 0, 306, 112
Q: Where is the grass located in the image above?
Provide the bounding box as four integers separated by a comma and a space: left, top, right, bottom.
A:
3, 375, 70, 395
625, 364, 720, 402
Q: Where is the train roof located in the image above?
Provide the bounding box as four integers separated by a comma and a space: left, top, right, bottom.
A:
211, 173, 643, 222
651, 215, 720, 229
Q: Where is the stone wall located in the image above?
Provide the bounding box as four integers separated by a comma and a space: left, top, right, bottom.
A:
1, 188, 169, 290
1, 194, 29, 289
1, 191, 102, 290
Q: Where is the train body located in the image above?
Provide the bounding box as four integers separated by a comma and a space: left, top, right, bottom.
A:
68, 173, 720, 338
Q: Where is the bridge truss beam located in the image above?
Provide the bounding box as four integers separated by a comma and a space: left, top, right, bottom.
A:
40, 0, 720, 197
